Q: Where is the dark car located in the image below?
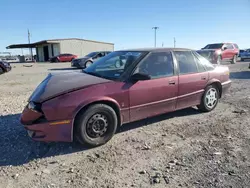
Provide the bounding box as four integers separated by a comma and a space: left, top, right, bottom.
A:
0, 60, 12, 74
197, 43, 239, 64
239, 49, 250, 61
49, 53, 78, 62
71, 51, 111, 68
20, 48, 231, 147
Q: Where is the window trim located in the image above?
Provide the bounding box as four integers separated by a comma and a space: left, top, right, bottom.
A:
172, 50, 199, 75
130, 51, 176, 80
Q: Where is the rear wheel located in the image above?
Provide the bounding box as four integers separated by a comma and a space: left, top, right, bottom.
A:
197, 85, 219, 112
231, 55, 237, 64
241, 58, 244, 62
75, 104, 118, 147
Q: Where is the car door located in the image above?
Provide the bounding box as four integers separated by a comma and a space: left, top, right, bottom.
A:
222, 44, 231, 59
173, 51, 209, 110
59, 54, 66, 62
227, 44, 235, 59
129, 51, 178, 122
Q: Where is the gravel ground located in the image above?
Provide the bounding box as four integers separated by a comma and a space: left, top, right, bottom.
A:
0, 62, 250, 188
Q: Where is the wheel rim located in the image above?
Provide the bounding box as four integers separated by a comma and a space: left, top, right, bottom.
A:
86, 113, 109, 138
86, 61, 92, 67
205, 88, 218, 109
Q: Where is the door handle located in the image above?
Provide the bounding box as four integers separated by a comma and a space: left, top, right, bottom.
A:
169, 80, 176, 85
201, 77, 207, 80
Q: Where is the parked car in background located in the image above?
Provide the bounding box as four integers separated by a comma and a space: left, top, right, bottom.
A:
20, 48, 231, 147
71, 51, 111, 68
1, 57, 20, 63
49, 53, 77, 62
197, 43, 239, 64
0, 60, 11, 74
239, 49, 250, 61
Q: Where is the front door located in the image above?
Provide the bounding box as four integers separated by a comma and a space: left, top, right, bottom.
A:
43, 46, 49, 61
173, 51, 209, 110
129, 52, 178, 122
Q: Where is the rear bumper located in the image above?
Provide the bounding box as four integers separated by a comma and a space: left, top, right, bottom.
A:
221, 80, 231, 96
20, 107, 73, 142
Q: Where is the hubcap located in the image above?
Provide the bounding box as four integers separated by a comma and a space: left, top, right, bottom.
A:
205, 88, 218, 109
86, 114, 108, 138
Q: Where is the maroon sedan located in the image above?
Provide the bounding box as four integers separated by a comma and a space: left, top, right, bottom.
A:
20, 48, 231, 146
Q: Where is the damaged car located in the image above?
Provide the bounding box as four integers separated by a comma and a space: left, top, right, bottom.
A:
20, 48, 231, 147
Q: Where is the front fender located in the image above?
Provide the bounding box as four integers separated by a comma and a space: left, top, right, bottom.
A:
73, 96, 121, 118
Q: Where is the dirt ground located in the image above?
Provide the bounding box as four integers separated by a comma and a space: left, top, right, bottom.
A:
0, 62, 250, 188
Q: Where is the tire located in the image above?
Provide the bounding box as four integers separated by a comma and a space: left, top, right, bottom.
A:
85, 61, 93, 68
241, 58, 244, 62
75, 104, 118, 147
197, 85, 219, 112
231, 55, 237, 64
217, 55, 221, 65
0, 67, 4, 74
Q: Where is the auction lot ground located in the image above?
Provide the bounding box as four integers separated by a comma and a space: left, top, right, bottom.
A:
0, 61, 250, 188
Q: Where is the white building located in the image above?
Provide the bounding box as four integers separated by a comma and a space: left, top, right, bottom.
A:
6, 38, 114, 62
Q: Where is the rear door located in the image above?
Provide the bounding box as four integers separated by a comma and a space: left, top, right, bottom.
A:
173, 51, 209, 110
227, 44, 235, 59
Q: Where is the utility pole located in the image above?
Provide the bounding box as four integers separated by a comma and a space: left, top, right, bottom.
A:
174, 37, 176, 48
28, 29, 33, 61
152, 27, 159, 47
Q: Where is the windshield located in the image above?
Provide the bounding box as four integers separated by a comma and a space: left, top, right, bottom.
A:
203, 43, 223, 49
83, 51, 145, 80
85, 52, 98, 57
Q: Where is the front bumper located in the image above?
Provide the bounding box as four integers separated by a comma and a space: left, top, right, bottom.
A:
221, 80, 232, 96
20, 107, 73, 142
71, 61, 85, 69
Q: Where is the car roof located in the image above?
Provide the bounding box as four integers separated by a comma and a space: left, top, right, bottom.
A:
117, 47, 193, 52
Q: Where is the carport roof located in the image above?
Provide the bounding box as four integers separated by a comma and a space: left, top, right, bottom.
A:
6, 40, 59, 49
6, 38, 114, 49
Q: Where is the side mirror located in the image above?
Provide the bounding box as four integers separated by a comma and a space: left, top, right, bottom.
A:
222, 46, 227, 50
130, 73, 150, 81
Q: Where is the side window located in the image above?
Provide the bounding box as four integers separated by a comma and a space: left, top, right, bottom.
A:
134, 52, 174, 79
234, 44, 239, 49
193, 51, 215, 71
227, 44, 234, 49
174, 51, 198, 74
192, 52, 206, 72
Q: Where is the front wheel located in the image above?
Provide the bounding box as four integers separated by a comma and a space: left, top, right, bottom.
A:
197, 85, 219, 112
75, 104, 118, 147
0, 67, 4, 74
231, 55, 237, 64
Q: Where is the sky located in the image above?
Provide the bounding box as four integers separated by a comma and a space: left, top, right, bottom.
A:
0, 0, 250, 55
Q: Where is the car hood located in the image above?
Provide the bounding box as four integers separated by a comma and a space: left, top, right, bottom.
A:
29, 71, 111, 103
